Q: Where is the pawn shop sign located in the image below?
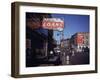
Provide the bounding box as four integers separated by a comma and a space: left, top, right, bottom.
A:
42, 18, 64, 31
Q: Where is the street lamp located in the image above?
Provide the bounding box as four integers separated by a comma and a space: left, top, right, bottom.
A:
50, 50, 53, 55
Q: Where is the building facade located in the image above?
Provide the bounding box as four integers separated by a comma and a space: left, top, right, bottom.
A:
60, 39, 71, 48
60, 32, 89, 53
26, 12, 56, 67
70, 32, 89, 52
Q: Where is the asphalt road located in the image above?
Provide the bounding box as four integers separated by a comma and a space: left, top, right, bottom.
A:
69, 52, 89, 65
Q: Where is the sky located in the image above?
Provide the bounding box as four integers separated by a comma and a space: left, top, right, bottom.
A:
26, 12, 89, 44
51, 14, 89, 43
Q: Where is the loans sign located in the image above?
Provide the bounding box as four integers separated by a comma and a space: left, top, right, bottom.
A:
42, 18, 64, 31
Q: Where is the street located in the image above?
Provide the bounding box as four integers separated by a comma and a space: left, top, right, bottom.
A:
61, 51, 89, 65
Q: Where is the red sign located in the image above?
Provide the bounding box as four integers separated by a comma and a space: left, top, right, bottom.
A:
77, 34, 84, 44
42, 18, 64, 31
